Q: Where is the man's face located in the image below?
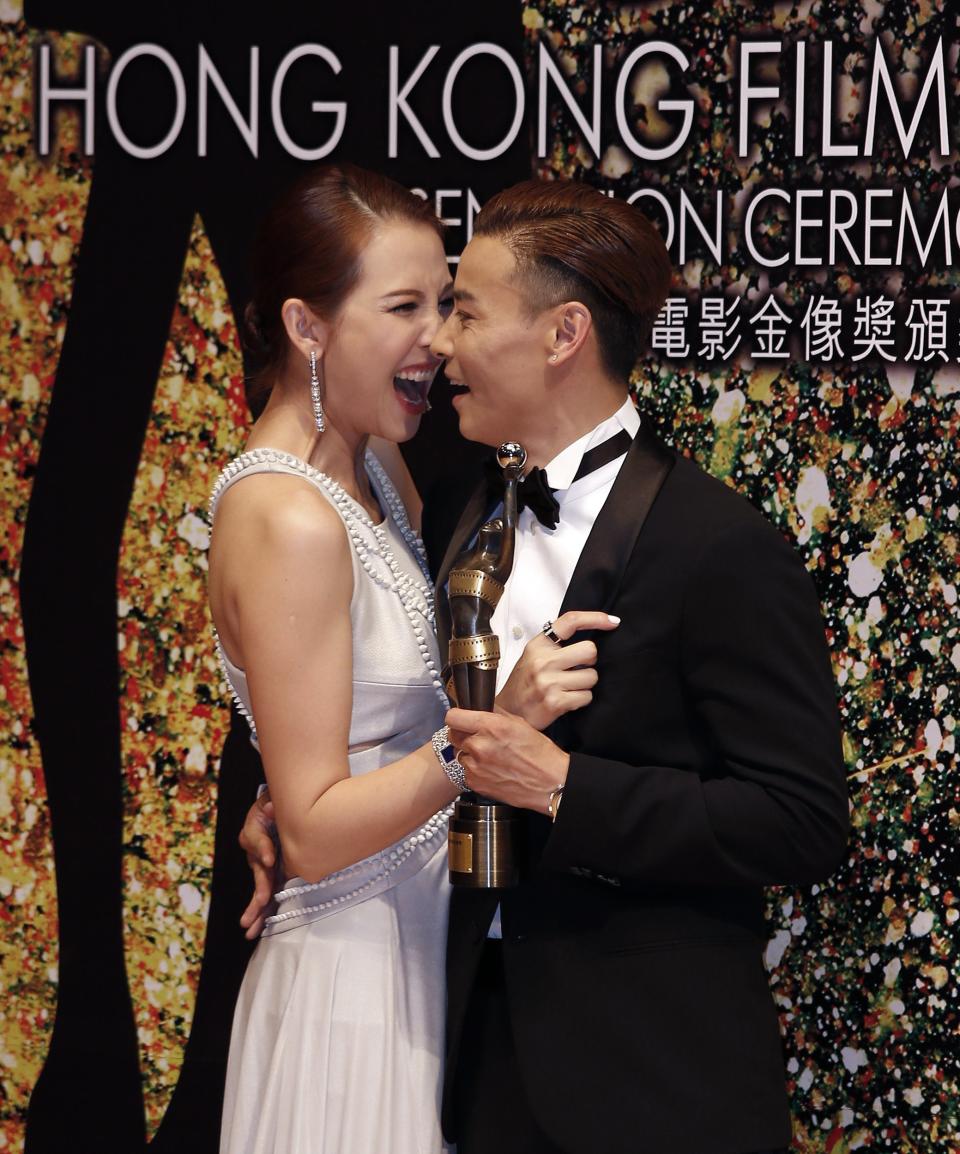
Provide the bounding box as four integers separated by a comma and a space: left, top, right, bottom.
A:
431, 236, 551, 449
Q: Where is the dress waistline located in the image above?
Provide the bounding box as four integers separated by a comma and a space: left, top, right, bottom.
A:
261, 804, 453, 936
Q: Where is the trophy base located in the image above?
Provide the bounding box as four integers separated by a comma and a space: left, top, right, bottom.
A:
448, 798, 523, 889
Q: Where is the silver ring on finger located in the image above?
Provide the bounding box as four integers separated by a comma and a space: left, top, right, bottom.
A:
541, 620, 562, 645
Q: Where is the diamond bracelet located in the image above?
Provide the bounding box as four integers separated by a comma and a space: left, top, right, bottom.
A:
431, 726, 467, 792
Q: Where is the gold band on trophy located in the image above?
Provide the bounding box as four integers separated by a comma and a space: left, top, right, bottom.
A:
447, 441, 527, 890
448, 634, 501, 667
448, 569, 507, 608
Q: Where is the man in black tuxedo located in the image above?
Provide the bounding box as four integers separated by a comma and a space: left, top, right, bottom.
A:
428, 181, 849, 1154
241, 179, 849, 1153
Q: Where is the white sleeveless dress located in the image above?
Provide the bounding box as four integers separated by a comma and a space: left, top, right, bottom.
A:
210, 447, 452, 1154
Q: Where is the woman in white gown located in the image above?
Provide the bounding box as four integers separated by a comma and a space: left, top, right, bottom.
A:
208, 166, 584, 1154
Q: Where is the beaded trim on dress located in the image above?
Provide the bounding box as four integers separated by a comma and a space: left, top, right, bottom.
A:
207, 447, 450, 727
261, 802, 452, 934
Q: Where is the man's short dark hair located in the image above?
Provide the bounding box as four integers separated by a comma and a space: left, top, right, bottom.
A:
474, 180, 673, 380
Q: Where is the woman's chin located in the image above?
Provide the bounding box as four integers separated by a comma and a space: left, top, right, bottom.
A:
384, 409, 423, 444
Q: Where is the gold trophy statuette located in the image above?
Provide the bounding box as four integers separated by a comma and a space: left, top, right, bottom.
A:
447, 441, 526, 888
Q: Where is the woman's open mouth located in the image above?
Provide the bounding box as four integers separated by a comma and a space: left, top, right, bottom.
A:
393, 368, 436, 415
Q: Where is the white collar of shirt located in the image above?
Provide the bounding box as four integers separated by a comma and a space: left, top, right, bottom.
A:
539, 396, 640, 496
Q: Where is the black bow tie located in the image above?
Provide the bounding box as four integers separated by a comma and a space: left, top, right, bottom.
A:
485, 428, 633, 530
518, 466, 560, 529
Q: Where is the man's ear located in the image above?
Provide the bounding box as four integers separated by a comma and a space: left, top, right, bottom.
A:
280, 298, 329, 363
548, 302, 592, 366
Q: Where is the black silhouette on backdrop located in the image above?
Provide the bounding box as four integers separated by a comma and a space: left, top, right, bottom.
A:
20, 4, 528, 1150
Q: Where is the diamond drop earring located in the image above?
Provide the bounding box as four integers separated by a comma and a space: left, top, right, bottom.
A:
309, 348, 325, 432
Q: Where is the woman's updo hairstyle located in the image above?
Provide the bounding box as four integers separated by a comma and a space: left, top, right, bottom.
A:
243, 164, 444, 414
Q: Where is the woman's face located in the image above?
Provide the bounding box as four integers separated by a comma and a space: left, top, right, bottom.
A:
321, 221, 453, 444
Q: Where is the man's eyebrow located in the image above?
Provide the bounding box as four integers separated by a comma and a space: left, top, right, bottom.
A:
453, 288, 476, 302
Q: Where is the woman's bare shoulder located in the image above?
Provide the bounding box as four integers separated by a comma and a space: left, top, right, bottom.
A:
213, 472, 350, 568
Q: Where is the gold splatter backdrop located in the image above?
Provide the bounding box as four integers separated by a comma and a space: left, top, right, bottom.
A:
1, 4, 958, 1154
0, 20, 247, 1147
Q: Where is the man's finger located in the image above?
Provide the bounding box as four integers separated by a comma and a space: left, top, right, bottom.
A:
240, 893, 264, 930
240, 881, 269, 934
248, 862, 273, 902
551, 639, 599, 668
557, 667, 599, 692
446, 726, 468, 751
241, 909, 266, 940
240, 830, 275, 867
239, 864, 276, 936
445, 707, 491, 734
561, 689, 594, 714
550, 610, 620, 642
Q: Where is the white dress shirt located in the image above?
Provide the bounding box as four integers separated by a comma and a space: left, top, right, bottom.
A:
484, 397, 640, 935
490, 397, 640, 689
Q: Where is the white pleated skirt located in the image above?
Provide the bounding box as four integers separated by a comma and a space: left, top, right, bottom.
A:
220, 831, 451, 1154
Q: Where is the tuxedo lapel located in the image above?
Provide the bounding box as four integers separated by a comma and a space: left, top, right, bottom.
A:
434, 478, 495, 657
558, 419, 675, 619
546, 421, 675, 756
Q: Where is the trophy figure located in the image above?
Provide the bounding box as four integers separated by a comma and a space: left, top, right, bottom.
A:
446, 441, 526, 888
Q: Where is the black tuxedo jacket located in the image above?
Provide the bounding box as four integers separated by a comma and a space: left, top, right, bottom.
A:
432, 420, 849, 1154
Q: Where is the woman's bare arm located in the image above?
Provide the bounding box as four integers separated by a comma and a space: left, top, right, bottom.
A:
211, 474, 455, 884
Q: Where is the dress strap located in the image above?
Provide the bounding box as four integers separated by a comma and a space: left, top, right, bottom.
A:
208, 447, 370, 524
363, 449, 431, 585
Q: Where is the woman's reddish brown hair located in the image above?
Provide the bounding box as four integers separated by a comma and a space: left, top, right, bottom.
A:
474, 179, 672, 380
244, 164, 444, 412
